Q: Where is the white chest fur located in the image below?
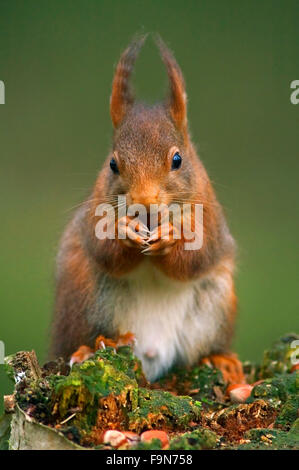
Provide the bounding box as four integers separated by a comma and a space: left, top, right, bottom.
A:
113, 260, 231, 381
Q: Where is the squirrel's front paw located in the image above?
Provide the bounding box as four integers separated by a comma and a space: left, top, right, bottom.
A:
141, 222, 179, 256
117, 215, 150, 251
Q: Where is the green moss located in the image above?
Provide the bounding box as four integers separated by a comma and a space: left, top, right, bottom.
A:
251, 372, 298, 407
289, 418, 299, 437
237, 428, 299, 450
53, 357, 138, 404
187, 365, 225, 402
132, 439, 162, 450
156, 364, 225, 407
170, 428, 219, 450
4, 334, 299, 450
275, 395, 299, 430
3, 359, 15, 384
49, 349, 202, 435
127, 388, 201, 433
51, 354, 139, 429
16, 378, 53, 422
260, 334, 299, 379
250, 381, 282, 407
93, 346, 145, 384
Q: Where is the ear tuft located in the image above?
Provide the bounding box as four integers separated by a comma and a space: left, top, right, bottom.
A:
155, 35, 187, 132
110, 34, 147, 127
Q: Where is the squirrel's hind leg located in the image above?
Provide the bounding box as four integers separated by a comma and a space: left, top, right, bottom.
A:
201, 353, 245, 386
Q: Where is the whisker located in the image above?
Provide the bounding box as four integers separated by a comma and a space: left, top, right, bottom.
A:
63, 198, 99, 214
171, 198, 218, 207
63, 195, 126, 215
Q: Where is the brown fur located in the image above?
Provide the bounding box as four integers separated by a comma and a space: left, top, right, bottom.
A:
51, 36, 237, 377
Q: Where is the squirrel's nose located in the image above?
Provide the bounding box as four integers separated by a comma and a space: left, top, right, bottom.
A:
129, 187, 160, 209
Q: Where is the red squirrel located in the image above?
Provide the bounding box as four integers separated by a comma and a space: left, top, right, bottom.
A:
51, 35, 244, 385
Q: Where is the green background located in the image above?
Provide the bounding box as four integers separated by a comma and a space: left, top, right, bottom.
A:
0, 0, 298, 408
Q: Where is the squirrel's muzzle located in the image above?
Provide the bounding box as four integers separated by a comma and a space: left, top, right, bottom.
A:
129, 186, 160, 210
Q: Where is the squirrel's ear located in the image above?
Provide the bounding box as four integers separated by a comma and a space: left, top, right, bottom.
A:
156, 36, 187, 133
110, 35, 146, 128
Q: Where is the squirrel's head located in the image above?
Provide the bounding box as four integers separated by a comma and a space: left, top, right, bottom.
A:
99, 35, 206, 210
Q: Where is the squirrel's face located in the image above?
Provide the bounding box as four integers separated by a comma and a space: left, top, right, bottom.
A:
107, 104, 195, 209
97, 35, 202, 210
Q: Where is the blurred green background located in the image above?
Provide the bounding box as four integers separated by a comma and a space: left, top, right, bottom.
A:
0, 0, 298, 408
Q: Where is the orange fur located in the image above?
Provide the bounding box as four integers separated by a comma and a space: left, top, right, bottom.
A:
51, 36, 239, 381
110, 35, 146, 127
201, 354, 245, 385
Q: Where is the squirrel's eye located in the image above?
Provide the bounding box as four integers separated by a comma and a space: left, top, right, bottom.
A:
110, 158, 119, 174
171, 152, 182, 170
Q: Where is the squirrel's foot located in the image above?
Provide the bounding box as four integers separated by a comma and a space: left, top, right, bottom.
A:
141, 222, 179, 256
201, 353, 246, 385
94, 332, 136, 351
69, 332, 136, 367
69, 345, 94, 367
114, 332, 136, 347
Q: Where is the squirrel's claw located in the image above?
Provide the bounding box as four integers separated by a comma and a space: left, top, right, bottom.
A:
69, 333, 136, 367
141, 223, 178, 256
94, 332, 136, 351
